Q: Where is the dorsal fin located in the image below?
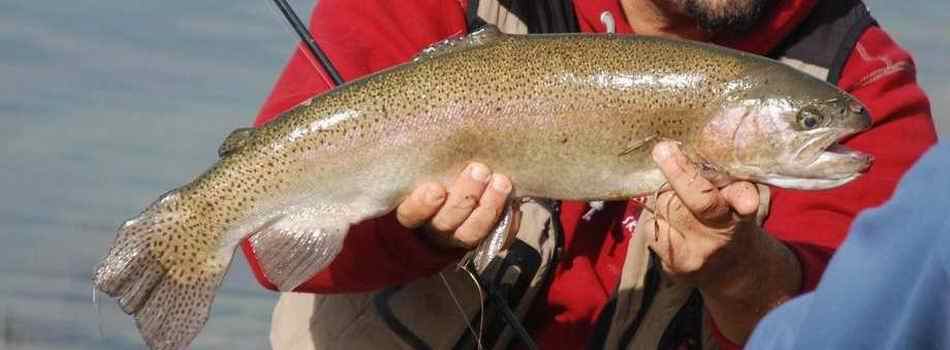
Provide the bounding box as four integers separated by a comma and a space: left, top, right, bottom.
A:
218, 127, 255, 157
412, 25, 504, 62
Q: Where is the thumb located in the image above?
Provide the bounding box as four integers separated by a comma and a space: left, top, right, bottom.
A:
720, 181, 759, 218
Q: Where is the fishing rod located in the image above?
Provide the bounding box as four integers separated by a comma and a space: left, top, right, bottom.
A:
269, 0, 344, 86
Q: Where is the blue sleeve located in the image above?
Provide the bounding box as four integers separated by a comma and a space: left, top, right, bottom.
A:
746, 142, 950, 349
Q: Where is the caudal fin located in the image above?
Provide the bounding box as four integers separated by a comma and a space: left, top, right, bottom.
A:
94, 190, 230, 350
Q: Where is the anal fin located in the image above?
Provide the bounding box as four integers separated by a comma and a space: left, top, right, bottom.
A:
248, 213, 350, 291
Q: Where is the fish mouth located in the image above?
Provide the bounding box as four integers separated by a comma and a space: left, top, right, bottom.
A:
820, 142, 871, 169
813, 129, 873, 176
807, 126, 871, 173
767, 128, 872, 190
799, 143, 871, 189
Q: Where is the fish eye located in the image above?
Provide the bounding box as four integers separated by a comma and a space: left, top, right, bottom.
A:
797, 108, 823, 129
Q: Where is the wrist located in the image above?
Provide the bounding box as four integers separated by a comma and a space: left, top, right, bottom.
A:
701, 224, 799, 296
699, 226, 802, 343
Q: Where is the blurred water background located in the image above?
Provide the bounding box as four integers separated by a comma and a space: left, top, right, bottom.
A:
1, 0, 946, 348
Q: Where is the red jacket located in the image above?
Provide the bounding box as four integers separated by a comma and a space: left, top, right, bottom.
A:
242, 0, 937, 348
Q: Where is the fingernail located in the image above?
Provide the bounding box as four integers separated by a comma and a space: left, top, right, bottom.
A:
467, 163, 490, 182
491, 174, 511, 192
652, 142, 676, 161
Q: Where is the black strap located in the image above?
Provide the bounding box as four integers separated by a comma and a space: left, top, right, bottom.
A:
465, 0, 579, 34
489, 283, 540, 350
374, 286, 433, 350
466, 0, 488, 33
453, 239, 544, 349
657, 290, 703, 350
769, 0, 876, 84
587, 295, 618, 349
828, 8, 876, 84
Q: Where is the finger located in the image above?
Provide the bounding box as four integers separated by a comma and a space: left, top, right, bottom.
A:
396, 182, 446, 229
454, 174, 512, 247
720, 181, 759, 217
652, 142, 729, 221
429, 162, 492, 234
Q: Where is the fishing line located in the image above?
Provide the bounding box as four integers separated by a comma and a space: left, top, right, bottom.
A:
264, 0, 344, 86
92, 285, 105, 339
652, 181, 671, 242
439, 270, 485, 350
625, 182, 671, 242
261, 0, 323, 76
264, 2, 484, 348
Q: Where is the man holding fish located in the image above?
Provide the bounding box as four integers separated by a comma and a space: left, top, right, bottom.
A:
240, 0, 937, 349
90, 0, 940, 349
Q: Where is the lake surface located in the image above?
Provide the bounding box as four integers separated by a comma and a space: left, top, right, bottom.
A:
1, 1, 946, 348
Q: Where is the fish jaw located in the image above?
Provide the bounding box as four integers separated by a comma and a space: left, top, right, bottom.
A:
757, 172, 862, 190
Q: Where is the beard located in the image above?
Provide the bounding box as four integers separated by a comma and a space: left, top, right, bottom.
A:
670, 0, 777, 34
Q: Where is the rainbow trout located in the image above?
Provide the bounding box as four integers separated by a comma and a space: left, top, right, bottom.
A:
94, 26, 871, 349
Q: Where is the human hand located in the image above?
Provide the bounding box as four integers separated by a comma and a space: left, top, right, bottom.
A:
647, 141, 765, 289
395, 162, 515, 251
648, 141, 803, 343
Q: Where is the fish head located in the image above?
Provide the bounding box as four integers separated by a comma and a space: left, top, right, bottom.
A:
695, 63, 872, 190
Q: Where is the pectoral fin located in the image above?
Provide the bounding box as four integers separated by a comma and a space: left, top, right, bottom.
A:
247, 213, 350, 291
465, 200, 519, 272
